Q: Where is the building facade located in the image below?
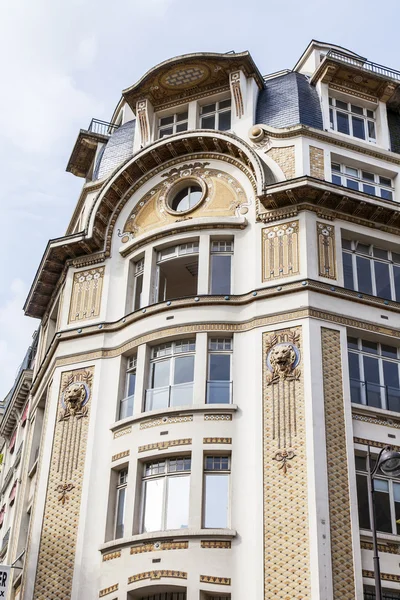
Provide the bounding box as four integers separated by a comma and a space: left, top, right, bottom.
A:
2, 40, 400, 599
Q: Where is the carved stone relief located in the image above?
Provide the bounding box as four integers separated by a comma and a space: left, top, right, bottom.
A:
262, 220, 299, 281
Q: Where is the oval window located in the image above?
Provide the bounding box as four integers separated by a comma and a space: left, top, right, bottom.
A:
170, 185, 203, 212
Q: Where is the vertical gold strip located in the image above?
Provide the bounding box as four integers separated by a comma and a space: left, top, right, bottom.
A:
317, 223, 336, 279
68, 267, 105, 323
321, 328, 356, 598
262, 221, 299, 282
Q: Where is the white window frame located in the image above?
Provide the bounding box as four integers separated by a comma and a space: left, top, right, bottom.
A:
154, 242, 199, 303
329, 96, 376, 143
199, 98, 232, 131
119, 356, 137, 420
133, 258, 144, 311
114, 468, 127, 539
210, 240, 234, 295
141, 456, 191, 533
342, 239, 400, 302
203, 455, 231, 529
207, 338, 233, 404
158, 109, 189, 139
331, 162, 394, 201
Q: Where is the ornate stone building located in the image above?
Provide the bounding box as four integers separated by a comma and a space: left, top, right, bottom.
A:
2, 40, 400, 599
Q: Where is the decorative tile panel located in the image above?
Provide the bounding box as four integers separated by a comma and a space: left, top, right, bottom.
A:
140, 415, 193, 429
68, 267, 104, 323
138, 438, 191, 453
362, 570, 400, 582
201, 540, 231, 549
102, 551, 121, 561
262, 221, 299, 281
263, 327, 310, 598
33, 367, 94, 599
317, 222, 336, 279
203, 437, 232, 444
130, 541, 188, 554
200, 575, 231, 585
128, 571, 187, 584
111, 450, 130, 462
113, 426, 132, 439
309, 146, 325, 179
322, 328, 356, 598
99, 584, 118, 597
204, 414, 232, 421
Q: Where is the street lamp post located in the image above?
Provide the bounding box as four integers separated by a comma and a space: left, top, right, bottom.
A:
366, 445, 400, 600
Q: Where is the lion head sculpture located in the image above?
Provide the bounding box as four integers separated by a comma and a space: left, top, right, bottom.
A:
269, 343, 296, 380
63, 383, 87, 417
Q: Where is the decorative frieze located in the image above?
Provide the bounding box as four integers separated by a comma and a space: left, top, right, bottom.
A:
203, 437, 232, 444
353, 412, 400, 429
130, 541, 188, 554
111, 450, 130, 462
262, 221, 299, 282
113, 426, 132, 439
138, 438, 192, 453
99, 584, 118, 597
362, 569, 400, 583
68, 267, 105, 323
102, 551, 121, 561
140, 415, 193, 429
317, 222, 336, 279
200, 575, 231, 585
309, 146, 324, 179
322, 328, 356, 598
361, 541, 400, 555
354, 437, 400, 452
201, 540, 231, 549
204, 414, 232, 421
128, 571, 187, 584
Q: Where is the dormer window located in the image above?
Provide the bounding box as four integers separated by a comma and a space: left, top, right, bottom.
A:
200, 99, 231, 131
158, 110, 188, 138
329, 97, 376, 143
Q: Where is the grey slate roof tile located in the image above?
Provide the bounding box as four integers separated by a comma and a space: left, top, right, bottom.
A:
94, 119, 136, 180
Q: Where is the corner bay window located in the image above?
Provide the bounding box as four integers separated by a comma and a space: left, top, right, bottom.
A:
155, 242, 199, 303
348, 337, 400, 412
119, 356, 137, 419
207, 338, 232, 404
115, 469, 127, 539
210, 240, 233, 295
142, 457, 190, 532
342, 239, 400, 302
204, 456, 230, 528
145, 340, 195, 411
158, 110, 188, 138
200, 99, 231, 131
355, 455, 400, 535
332, 163, 394, 201
329, 97, 376, 142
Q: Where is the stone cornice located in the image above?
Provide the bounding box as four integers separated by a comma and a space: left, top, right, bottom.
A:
0, 370, 32, 438
65, 179, 105, 236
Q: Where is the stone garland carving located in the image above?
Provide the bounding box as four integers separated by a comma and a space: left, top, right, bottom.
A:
33, 367, 94, 600
68, 266, 105, 323
317, 222, 336, 280
262, 221, 299, 282
263, 327, 310, 599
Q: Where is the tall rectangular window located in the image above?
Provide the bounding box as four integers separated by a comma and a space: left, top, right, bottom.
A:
200, 99, 231, 131
145, 340, 195, 411
142, 457, 191, 532
119, 356, 137, 420
210, 240, 233, 295
342, 239, 400, 302
329, 97, 376, 143
203, 456, 230, 528
207, 338, 232, 404
114, 469, 127, 539
158, 110, 188, 138
133, 258, 144, 311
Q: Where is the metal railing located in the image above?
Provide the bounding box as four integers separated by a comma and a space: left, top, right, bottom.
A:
1, 467, 13, 495
326, 50, 400, 82
145, 382, 194, 412
206, 380, 233, 405
350, 379, 400, 413
87, 118, 120, 136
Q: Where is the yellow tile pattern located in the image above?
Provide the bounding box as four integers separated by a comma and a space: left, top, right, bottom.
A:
111, 450, 130, 462
201, 540, 231, 549
130, 541, 188, 554
200, 575, 231, 585
128, 571, 187, 584
102, 551, 121, 561
322, 328, 356, 598
317, 222, 336, 279
263, 327, 311, 598
309, 146, 325, 179
262, 221, 299, 281
203, 437, 232, 444
68, 267, 104, 323
266, 146, 295, 179
33, 367, 94, 599
138, 438, 192, 453
99, 584, 118, 597
140, 415, 193, 429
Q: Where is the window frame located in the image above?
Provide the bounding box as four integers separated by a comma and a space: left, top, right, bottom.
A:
329, 96, 376, 143
119, 356, 137, 420
199, 98, 232, 131
203, 455, 231, 529
133, 257, 145, 311
141, 456, 191, 533
331, 162, 394, 201
157, 109, 189, 139
207, 338, 233, 405
114, 468, 128, 539
209, 240, 234, 295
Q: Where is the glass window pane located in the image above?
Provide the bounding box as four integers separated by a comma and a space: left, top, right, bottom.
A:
348, 352, 360, 379
204, 474, 229, 528
143, 478, 164, 532
151, 359, 170, 388
380, 176, 392, 187
134, 273, 143, 310
201, 115, 216, 129
218, 110, 231, 131
367, 110, 374, 119
345, 166, 358, 177
362, 340, 378, 354
357, 243, 370, 255
394, 266, 400, 302
363, 356, 382, 408
349, 353, 362, 404
351, 104, 363, 115
337, 112, 350, 134
176, 111, 188, 122
374, 261, 392, 299
160, 116, 174, 126
209, 354, 230, 381
381, 345, 397, 358
332, 174, 342, 185
374, 479, 392, 533
356, 473, 370, 529
166, 475, 190, 529
329, 108, 334, 128
363, 184, 376, 195
356, 256, 373, 294
395, 482, 400, 535
210, 255, 231, 295
219, 99, 231, 109
393, 253, 400, 265
342, 238, 352, 250
176, 122, 188, 133
362, 171, 375, 182
383, 361, 400, 412
347, 337, 358, 350
346, 179, 359, 191
159, 127, 173, 138
201, 103, 216, 114
174, 356, 194, 385
368, 120, 376, 139
373, 247, 388, 260
331, 163, 341, 172
352, 116, 365, 140
381, 189, 393, 201
115, 488, 125, 538
127, 372, 136, 397
336, 100, 348, 110
342, 252, 354, 290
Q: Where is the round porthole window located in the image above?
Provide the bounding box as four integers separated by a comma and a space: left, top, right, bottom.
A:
169, 184, 203, 212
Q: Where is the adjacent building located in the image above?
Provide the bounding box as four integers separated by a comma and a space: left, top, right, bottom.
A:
2, 40, 400, 599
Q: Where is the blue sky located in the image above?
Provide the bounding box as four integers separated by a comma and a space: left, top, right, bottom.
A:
0, 0, 399, 399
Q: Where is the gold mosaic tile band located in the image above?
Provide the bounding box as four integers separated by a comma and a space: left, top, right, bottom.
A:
102, 551, 121, 561
361, 541, 400, 555
200, 575, 231, 585
321, 328, 356, 598
68, 267, 104, 323
114, 426, 132, 439
362, 569, 400, 583
203, 437, 232, 444
353, 412, 400, 429
130, 541, 188, 554
33, 367, 94, 599
204, 414, 232, 421
201, 540, 231, 549
111, 450, 130, 462
140, 415, 193, 429
354, 437, 400, 452
263, 327, 310, 598
99, 583, 118, 597
317, 222, 336, 279
128, 570, 187, 584
262, 220, 299, 281
138, 438, 192, 453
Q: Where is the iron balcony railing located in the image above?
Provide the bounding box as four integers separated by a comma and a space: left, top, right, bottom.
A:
145, 382, 194, 412
350, 379, 400, 413
326, 50, 400, 82
87, 118, 120, 136
206, 380, 233, 405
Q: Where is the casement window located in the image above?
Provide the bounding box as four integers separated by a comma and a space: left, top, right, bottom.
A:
145, 340, 195, 411
158, 110, 188, 138
331, 163, 394, 201
141, 457, 191, 532
348, 337, 400, 413
329, 97, 376, 142
114, 469, 127, 539
364, 586, 400, 600
210, 240, 233, 295
200, 99, 231, 131
342, 239, 400, 302
133, 258, 144, 311
355, 455, 400, 535
119, 356, 137, 420
203, 456, 230, 528
207, 338, 233, 404
154, 242, 199, 303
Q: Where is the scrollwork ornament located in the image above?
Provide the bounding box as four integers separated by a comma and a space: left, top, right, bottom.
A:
57, 483, 74, 504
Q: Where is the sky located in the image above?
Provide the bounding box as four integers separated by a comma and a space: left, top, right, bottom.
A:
0, 0, 399, 399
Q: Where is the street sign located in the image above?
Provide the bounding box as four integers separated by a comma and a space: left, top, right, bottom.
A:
0, 566, 10, 597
